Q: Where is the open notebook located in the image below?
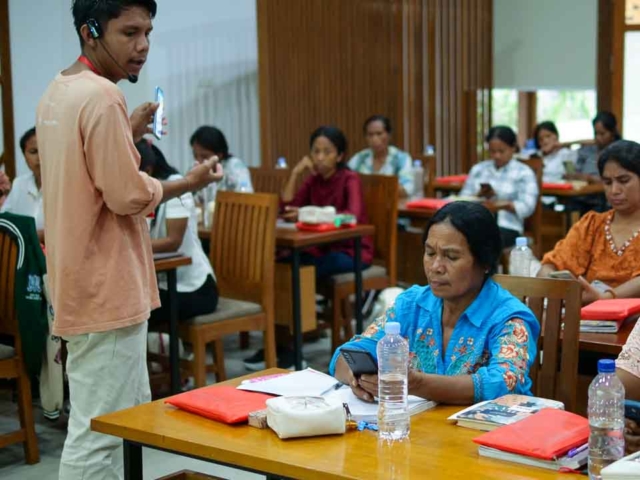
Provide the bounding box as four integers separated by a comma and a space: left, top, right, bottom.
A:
324, 386, 436, 423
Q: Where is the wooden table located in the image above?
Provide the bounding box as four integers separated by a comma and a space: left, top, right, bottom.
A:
154, 255, 192, 394
92, 369, 582, 480
579, 318, 634, 356
199, 225, 375, 370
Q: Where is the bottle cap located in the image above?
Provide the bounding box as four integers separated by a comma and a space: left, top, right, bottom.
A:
515, 237, 528, 247
413, 160, 422, 168
597, 358, 616, 373
385, 322, 401, 335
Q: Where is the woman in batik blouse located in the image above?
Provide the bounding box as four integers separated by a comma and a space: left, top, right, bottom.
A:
330, 201, 540, 404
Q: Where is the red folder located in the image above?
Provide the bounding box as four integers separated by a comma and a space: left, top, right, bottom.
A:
542, 182, 574, 190
165, 386, 273, 424
473, 408, 589, 460
581, 299, 640, 321
405, 198, 450, 210
436, 175, 468, 184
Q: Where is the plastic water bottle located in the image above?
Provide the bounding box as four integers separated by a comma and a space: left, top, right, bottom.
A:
412, 160, 424, 199
509, 237, 532, 276
588, 359, 625, 479
276, 157, 288, 169
238, 181, 250, 193
377, 321, 410, 442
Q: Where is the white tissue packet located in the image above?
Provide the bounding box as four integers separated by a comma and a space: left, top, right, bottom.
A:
298, 206, 336, 224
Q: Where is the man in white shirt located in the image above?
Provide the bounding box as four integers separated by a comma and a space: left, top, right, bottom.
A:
0, 127, 45, 240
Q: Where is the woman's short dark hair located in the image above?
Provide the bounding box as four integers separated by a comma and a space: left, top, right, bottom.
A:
422, 202, 502, 276
533, 121, 559, 150
19, 127, 36, 154
72, 0, 157, 47
363, 115, 392, 135
485, 125, 518, 149
310, 126, 349, 169
189, 126, 230, 160
135, 140, 178, 180
597, 140, 640, 177
593, 111, 622, 141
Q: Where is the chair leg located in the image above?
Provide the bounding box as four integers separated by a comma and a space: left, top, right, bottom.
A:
212, 339, 226, 383
16, 362, 39, 464
264, 324, 277, 369
239, 332, 250, 350
192, 337, 208, 388
342, 298, 354, 341
330, 297, 342, 353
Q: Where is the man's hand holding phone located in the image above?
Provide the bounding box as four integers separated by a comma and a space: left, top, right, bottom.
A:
479, 182, 495, 199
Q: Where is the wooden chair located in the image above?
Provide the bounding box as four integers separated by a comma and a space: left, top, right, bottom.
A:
0, 227, 39, 463
493, 274, 582, 413
414, 154, 437, 197
249, 167, 289, 195
177, 191, 278, 387
322, 174, 398, 350
520, 156, 543, 258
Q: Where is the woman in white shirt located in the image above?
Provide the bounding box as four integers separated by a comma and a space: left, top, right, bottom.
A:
190, 126, 253, 204
0, 127, 45, 241
136, 141, 218, 321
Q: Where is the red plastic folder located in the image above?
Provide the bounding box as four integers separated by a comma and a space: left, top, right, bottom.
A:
405, 198, 450, 210
436, 175, 468, 183
542, 182, 573, 190
581, 299, 640, 321
473, 408, 589, 460
165, 386, 273, 424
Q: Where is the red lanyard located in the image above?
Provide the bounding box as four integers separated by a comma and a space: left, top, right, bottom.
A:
77, 55, 101, 76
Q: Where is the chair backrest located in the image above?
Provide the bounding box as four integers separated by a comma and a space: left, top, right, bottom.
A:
249, 166, 311, 195
209, 191, 278, 313
248, 167, 289, 195
493, 274, 582, 413
518, 156, 543, 257
358, 174, 398, 284
0, 227, 19, 338
414, 154, 436, 197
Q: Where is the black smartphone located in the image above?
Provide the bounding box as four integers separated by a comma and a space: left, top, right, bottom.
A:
625, 399, 640, 423
340, 348, 377, 377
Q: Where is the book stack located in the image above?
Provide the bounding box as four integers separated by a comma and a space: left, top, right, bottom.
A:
580, 299, 640, 333
448, 394, 564, 431
473, 408, 590, 472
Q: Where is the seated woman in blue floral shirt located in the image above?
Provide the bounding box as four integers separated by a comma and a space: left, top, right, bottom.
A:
330, 201, 540, 404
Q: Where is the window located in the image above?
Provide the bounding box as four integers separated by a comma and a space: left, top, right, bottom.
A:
623, 32, 640, 142
491, 89, 518, 131
536, 90, 597, 143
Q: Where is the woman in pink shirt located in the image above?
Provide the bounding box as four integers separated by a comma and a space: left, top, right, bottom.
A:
244, 126, 373, 370
280, 125, 374, 276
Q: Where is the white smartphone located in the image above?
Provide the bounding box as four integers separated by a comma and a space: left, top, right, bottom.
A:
153, 86, 164, 140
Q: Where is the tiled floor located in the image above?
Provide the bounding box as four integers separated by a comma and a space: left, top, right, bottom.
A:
0, 330, 335, 480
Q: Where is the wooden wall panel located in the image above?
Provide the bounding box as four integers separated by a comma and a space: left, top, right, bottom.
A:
0, 0, 16, 179
257, 0, 493, 174
597, 0, 625, 126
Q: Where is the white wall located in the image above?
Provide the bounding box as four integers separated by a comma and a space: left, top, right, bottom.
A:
623, 32, 640, 142
9, 0, 259, 176
493, 0, 598, 90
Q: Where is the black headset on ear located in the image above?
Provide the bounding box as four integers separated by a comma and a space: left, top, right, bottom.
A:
86, 18, 102, 39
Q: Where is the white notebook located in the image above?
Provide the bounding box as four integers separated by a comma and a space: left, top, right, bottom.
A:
324, 386, 436, 423
236, 368, 339, 397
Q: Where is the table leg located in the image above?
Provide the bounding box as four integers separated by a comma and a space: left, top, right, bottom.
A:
291, 249, 303, 370
167, 268, 181, 394
354, 237, 363, 334
123, 440, 143, 480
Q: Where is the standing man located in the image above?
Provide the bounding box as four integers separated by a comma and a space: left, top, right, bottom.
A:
36, 1, 222, 478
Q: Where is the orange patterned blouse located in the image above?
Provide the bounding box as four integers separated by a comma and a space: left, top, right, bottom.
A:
541, 210, 640, 288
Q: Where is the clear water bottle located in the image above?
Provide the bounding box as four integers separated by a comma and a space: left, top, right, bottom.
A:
276, 157, 288, 169
377, 321, 410, 442
412, 160, 424, 199
509, 237, 532, 276
588, 359, 625, 480
238, 181, 250, 193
